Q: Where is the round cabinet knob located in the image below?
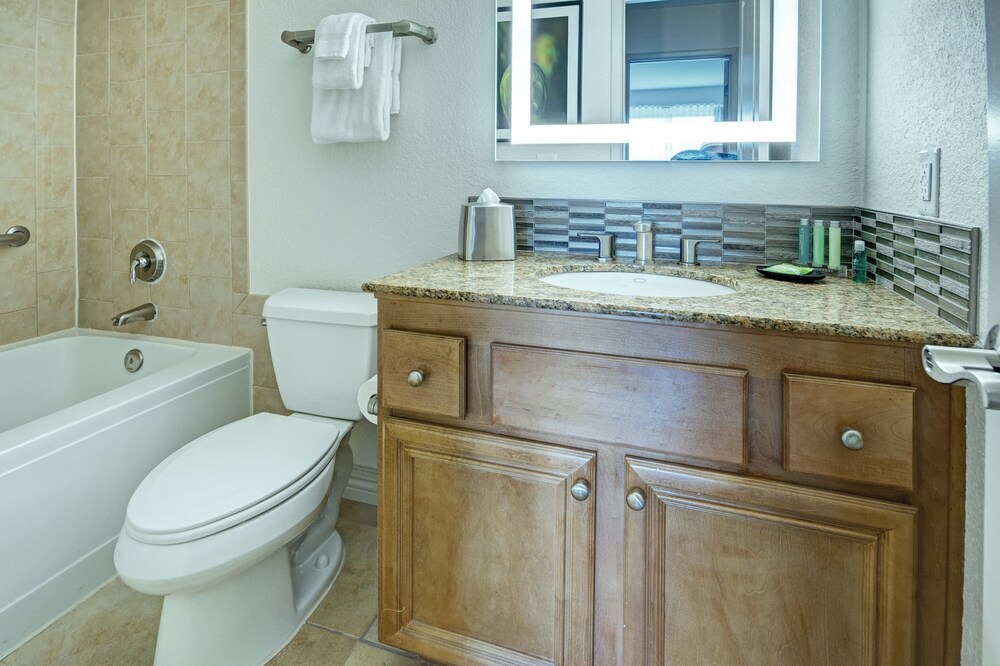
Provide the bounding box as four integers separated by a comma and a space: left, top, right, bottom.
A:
407, 370, 425, 387
570, 479, 590, 502
626, 488, 646, 512
841, 428, 864, 451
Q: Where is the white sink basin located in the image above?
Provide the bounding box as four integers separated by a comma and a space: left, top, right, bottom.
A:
540, 271, 735, 298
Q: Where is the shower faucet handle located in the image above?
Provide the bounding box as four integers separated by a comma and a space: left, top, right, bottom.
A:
130, 255, 151, 285
128, 239, 167, 285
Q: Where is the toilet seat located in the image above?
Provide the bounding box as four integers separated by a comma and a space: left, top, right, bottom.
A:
125, 413, 347, 546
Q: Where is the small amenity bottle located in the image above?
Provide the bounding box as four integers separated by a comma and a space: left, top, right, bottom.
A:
812, 220, 825, 268
797, 219, 811, 265
828, 221, 842, 271
852, 240, 867, 283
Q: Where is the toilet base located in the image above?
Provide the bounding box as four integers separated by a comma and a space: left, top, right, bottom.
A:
152, 530, 345, 666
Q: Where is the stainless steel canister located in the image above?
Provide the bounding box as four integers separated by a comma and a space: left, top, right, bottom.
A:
458, 202, 516, 261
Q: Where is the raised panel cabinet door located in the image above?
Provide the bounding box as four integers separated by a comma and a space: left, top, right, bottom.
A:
379, 418, 597, 666
622, 458, 917, 666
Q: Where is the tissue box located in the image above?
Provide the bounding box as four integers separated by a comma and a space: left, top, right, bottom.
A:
458, 202, 516, 261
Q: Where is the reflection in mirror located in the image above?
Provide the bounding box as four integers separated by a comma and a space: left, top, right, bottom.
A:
496, 0, 821, 162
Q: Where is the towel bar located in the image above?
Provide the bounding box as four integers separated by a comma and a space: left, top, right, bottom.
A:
281, 19, 438, 54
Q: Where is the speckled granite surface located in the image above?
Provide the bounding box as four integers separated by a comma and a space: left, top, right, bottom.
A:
363, 253, 975, 347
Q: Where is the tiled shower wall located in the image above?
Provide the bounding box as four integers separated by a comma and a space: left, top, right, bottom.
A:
0, 0, 77, 345
505, 199, 980, 333
72, 0, 280, 410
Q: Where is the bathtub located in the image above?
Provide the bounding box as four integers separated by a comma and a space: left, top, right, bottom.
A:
0, 329, 252, 657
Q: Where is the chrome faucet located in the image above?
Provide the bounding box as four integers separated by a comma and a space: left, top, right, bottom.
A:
679, 238, 719, 266
577, 233, 616, 263
112, 303, 158, 327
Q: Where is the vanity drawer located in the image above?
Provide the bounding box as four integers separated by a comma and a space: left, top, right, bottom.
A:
784, 374, 916, 490
382, 330, 466, 419
491, 344, 748, 466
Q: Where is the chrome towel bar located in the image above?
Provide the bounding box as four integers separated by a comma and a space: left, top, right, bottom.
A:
281, 19, 438, 54
0, 226, 29, 248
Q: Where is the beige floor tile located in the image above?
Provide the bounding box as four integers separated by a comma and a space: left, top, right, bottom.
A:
309, 520, 378, 638
345, 642, 429, 666
340, 499, 378, 528
267, 625, 356, 666
2, 579, 160, 666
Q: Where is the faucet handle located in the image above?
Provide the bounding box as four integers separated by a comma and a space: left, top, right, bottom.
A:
577, 233, 616, 263
679, 238, 719, 266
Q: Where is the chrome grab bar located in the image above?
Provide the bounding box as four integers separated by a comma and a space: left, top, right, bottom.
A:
281, 19, 438, 54
0, 226, 29, 247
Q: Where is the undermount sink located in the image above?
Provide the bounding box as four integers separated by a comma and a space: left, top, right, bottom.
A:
540, 271, 736, 298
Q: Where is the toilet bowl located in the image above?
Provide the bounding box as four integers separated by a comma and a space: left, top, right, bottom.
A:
114, 289, 378, 665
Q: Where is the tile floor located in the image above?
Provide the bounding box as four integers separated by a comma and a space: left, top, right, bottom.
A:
3, 501, 431, 666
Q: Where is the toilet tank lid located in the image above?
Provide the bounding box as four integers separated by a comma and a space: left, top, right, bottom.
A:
263, 288, 377, 327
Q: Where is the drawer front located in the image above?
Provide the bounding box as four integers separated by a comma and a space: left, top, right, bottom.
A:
492, 344, 747, 466
382, 330, 466, 419
784, 374, 915, 490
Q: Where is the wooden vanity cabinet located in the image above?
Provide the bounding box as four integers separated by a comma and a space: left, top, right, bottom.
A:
376, 296, 966, 666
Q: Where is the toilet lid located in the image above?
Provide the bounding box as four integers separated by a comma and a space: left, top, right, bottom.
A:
125, 413, 346, 545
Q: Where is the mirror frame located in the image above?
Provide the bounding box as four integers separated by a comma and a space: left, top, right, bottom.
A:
509, 0, 801, 146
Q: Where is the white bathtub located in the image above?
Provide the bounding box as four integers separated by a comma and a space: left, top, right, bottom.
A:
0, 329, 252, 657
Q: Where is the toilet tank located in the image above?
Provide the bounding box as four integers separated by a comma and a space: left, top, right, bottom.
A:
262, 289, 377, 420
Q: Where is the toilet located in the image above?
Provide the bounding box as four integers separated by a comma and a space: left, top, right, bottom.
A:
114, 288, 377, 665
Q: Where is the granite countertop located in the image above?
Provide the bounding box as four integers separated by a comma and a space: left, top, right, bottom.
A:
362, 253, 976, 347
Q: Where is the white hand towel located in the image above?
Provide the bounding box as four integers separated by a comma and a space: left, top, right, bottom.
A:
390, 38, 402, 115
312, 13, 374, 91
311, 33, 395, 143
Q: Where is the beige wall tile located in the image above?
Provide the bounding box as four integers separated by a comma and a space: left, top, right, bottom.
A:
36, 84, 74, 147
229, 12, 246, 70
0, 178, 36, 229
253, 386, 290, 416
111, 0, 145, 20
0, 112, 35, 178
36, 269, 76, 335
233, 313, 275, 388
77, 0, 109, 55
147, 43, 185, 111
152, 305, 191, 339
109, 80, 146, 145
148, 0, 185, 45
77, 177, 111, 239
190, 275, 232, 344
229, 0, 246, 15
231, 233, 247, 293
76, 115, 111, 177
187, 71, 228, 141
186, 3, 229, 74
0, 244, 38, 313
110, 16, 146, 82
188, 209, 231, 278
148, 176, 188, 241
79, 298, 113, 330
76, 53, 110, 116
148, 110, 186, 175
186, 141, 229, 209
38, 0, 75, 24
111, 144, 147, 209
35, 208, 75, 272
78, 238, 113, 301
233, 293, 267, 316
230, 204, 246, 238
149, 241, 189, 308
0, 45, 36, 114
0, 308, 37, 345
229, 69, 245, 127
111, 207, 148, 244
37, 20, 75, 86
229, 124, 246, 181
0, 2, 38, 49
36, 145, 74, 209
112, 268, 150, 320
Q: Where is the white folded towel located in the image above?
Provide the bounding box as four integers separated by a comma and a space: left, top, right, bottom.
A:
312, 13, 374, 90
390, 38, 402, 115
311, 32, 395, 143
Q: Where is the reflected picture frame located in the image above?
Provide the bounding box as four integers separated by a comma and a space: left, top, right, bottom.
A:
497, 1, 582, 142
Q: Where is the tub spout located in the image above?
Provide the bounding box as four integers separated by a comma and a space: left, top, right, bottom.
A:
112, 303, 158, 327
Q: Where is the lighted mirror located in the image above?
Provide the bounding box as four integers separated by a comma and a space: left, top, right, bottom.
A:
495, 0, 821, 162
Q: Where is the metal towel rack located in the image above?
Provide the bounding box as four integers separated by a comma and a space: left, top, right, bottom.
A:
281, 20, 438, 54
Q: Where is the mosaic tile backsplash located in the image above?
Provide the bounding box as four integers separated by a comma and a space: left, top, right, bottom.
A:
500, 199, 981, 334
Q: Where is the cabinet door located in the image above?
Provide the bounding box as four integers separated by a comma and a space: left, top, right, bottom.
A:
379, 418, 596, 666
622, 458, 916, 666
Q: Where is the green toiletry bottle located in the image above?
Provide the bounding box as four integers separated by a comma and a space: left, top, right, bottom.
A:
828, 221, 842, 271
812, 220, 825, 268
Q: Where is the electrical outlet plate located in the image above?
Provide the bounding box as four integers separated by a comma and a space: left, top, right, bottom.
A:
918, 148, 941, 218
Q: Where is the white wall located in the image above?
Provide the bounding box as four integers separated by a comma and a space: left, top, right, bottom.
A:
863, 1, 991, 663
248, 0, 865, 295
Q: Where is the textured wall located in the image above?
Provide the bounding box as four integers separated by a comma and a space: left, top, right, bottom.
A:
0, 0, 77, 345
247, 0, 866, 294
72, 0, 276, 410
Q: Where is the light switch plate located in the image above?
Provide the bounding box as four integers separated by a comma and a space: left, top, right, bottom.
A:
918, 148, 941, 217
